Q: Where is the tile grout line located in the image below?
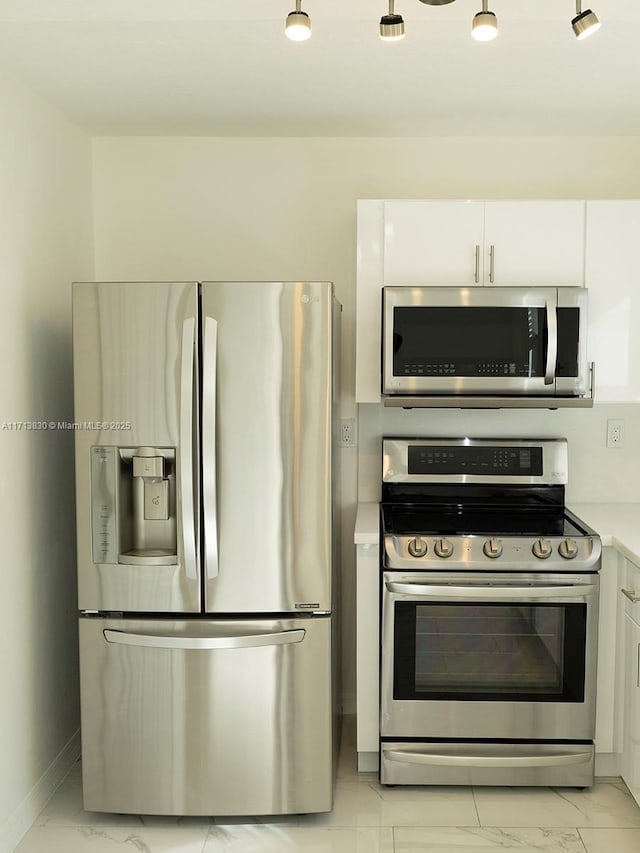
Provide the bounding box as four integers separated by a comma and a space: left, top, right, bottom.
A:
470, 785, 482, 827
575, 826, 590, 853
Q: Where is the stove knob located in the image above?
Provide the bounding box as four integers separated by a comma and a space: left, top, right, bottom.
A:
434, 538, 454, 558
483, 538, 503, 559
408, 538, 428, 558
532, 538, 553, 560
558, 538, 579, 560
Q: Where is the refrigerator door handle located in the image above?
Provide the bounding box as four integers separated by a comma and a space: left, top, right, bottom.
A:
103, 628, 305, 650
202, 316, 220, 579
180, 317, 197, 580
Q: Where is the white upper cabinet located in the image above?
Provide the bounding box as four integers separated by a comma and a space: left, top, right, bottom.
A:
483, 201, 585, 287
382, 200, 585, 287
585, 201, 640, 402
384, 201, 485, 286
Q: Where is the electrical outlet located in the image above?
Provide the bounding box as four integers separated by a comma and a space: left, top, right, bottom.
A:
607, 419, 625, 448
338, 418, 356, 448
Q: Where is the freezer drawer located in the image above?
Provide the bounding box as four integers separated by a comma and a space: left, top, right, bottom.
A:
79, 616, 334, 816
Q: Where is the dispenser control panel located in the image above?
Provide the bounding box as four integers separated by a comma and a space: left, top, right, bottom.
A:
90, 445, 118, 564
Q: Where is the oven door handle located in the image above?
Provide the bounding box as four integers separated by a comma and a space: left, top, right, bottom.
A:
385, 582, 596, 600
384, 748, 592, 769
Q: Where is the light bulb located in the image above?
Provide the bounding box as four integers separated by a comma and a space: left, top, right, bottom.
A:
572, 7, 601, 40
285, 10, 311, 42
380, 14, 405, 41
472, 10, 498, 42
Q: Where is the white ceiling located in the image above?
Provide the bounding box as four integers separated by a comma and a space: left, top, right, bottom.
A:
0, 0, 638, 136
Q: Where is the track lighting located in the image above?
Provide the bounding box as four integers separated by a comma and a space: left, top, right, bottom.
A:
571, 1, 601, 40
283, 1, 602, 46
472, 0, 498, 42
380, 0, 406, 41
285, 0, 311, 41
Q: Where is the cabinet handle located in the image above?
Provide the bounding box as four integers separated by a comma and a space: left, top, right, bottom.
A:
474, 245, 480, 283
622, 588, 640, 603
489, 244, 495, 283
637, 643, 640, 688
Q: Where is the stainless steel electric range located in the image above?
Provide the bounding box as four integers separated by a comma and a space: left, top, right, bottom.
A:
380, 437, 602, 787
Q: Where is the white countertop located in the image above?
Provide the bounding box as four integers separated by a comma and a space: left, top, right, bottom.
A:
354, 502, 379, 546
569, 503, 640, 567
356, 500, 640, 567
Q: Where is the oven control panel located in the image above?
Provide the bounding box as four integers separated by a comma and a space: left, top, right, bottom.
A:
385, 533, 601, 573
383, 437, 568, 486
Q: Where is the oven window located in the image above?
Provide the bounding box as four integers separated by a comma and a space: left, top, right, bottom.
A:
393, 602, 586, 702
392, 306, 547, 378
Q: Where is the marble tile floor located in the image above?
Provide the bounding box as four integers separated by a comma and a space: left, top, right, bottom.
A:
14, 720, 640, 853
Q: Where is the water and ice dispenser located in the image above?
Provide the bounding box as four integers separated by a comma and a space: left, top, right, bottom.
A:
91, 445, 177, 565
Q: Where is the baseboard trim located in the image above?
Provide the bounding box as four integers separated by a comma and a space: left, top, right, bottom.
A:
0, 728, 80, 853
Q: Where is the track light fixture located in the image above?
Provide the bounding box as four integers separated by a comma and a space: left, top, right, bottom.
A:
285, 0, 311, 41
380, 0, 406, 41
283, 1, 602, 45
571, 0, 601, 40
471, 0, 498, 42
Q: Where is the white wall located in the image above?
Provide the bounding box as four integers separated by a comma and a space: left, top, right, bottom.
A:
0, 69, 93, 852
92, 135, 640, 713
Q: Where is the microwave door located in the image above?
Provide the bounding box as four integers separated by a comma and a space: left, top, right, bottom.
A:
383, 286, 558, 397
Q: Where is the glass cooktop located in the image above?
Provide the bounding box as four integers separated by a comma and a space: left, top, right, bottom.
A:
381, 504, 588, 539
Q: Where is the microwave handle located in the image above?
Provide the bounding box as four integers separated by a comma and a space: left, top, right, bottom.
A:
544, 298, 557, 386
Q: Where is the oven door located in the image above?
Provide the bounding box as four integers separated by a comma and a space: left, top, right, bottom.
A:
382, 286, 587, 398
381, 571, 599, 740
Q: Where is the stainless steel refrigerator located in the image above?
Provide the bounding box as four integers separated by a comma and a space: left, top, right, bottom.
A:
73, 281, 340, 816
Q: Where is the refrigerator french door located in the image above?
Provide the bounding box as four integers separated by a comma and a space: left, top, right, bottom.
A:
73, 281, 339, 815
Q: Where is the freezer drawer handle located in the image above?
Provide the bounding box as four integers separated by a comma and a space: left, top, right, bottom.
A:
103, 628, 305, 650
385, 748, 592, 769
202, 316, 220, 580
385, 582, 596, 600
180, 317, 197, 580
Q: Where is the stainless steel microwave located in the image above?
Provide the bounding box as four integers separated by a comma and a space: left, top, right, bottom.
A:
382, 286, 589, 399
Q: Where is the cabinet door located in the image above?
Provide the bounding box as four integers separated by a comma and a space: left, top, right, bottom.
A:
383, 200, 485, 286
595, 548, 620, 755
483, 201, 585, 287
356, 540, 380, 770
585, 201, 640, 402
622, 610, 640, 806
